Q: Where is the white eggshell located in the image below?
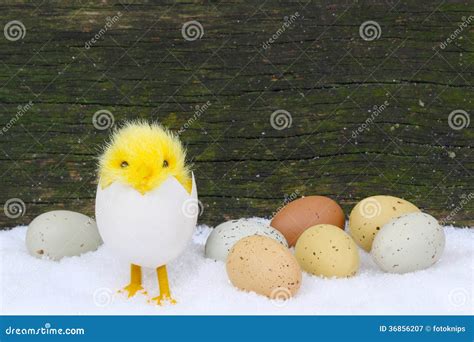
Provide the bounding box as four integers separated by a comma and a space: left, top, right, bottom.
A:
95, 174, 198, 268
205, 218, 288, 261
371, 212, 445, 273
26, 210, 102, 260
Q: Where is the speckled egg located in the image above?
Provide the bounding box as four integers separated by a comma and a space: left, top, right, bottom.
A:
226, 235, 302, 299
371, 212, 445, 274
26, 210, 103, 260
205, 218, 287, 262
349, 195, 420, 251
295, 224, 360, 278
271, 196, 345, 246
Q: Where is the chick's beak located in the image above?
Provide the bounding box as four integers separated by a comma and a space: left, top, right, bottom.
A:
135, 165, 154, 194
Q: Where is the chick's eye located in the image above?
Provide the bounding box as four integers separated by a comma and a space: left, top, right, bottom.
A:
162, 160, 169, 168
120, 161, 129, 168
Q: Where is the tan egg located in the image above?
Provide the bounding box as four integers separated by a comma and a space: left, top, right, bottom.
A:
295, 224, 359, 278
349, 195, 420, 251
271, 196, 345, 247
226, 235, 302, 299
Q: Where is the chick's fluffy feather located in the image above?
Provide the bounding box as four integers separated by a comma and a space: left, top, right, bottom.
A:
98, 121, 192, 194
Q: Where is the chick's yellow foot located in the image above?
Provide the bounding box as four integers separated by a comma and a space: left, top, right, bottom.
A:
119, 264, 146, 298
149, 264, 176, 305
149, 294, 177, 306
119, 283, 147, 298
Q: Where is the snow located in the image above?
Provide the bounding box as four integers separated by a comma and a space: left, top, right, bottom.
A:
1, 220, 473, 315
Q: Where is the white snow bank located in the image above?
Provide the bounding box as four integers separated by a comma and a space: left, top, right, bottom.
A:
1, 220, 473, 315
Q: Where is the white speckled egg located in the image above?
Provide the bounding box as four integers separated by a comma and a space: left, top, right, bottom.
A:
205, 218, 288, 261
26, 210, 103, 260
371, 212, 445, 273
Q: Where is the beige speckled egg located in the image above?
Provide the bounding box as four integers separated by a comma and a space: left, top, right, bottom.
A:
349, 195, 420, 251
372, 212, 445, 274
226, 235, 302, 299
295, 224, 359, 278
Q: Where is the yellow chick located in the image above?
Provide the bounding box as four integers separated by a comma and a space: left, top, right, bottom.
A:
95, 121, 197, 305
98, 121, 192, 194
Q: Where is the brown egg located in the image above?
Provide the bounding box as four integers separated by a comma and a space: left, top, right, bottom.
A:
271, 196, 345, 246
226, 235, 302, 299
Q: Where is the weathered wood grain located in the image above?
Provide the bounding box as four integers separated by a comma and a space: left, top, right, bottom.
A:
0, 0, 472, 228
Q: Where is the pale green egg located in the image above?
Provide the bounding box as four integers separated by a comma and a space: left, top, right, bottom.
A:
26, 210, 103, 260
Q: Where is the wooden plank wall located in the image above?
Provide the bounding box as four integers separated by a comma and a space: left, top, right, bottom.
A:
0, 0, 472, 228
